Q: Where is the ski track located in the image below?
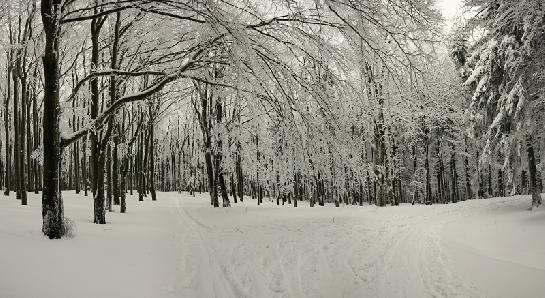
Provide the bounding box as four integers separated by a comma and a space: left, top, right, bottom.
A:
170, 195, 484, 298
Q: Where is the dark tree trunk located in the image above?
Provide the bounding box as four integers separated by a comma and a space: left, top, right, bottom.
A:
113, 139, 119, 205
94, 153, 107, 224
90, 15, 107, 223
425, 137, 432, 204
450, 143, 458, 203
26, 83, 33, 194
436, 139, 444, 204
527, 137, 542, 209
106, 144, 113, 211
464, 141, 472, 200
111, 11, 121, 206
82, 135, 88, 196
488, 164, 493, 198
236, 146, 243, 202
13, 59, 22, 203
498, 169, 504, 197
4, 51, 11, 196
138, 130, 144, 201
204, 150, 217, 206
120, 153, 128, 213
41, 0, 64, 238
149, 112, 157, 201
231, 174, 237, 203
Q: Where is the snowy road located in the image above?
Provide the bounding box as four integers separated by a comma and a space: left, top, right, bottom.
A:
173, 194, 545, 298
1, 192, 544, 298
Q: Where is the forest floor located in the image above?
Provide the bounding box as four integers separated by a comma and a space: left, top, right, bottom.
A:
1, 192, 544, 298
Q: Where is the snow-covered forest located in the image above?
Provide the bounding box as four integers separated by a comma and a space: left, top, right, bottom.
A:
0, 0, 544, 297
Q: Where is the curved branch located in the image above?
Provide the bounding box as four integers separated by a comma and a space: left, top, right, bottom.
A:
64, 69, 166, 103
61, 52, 199, 148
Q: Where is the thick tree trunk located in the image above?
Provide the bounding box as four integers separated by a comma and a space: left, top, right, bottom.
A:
41, 0, 64, 238
90, 15, 107, 222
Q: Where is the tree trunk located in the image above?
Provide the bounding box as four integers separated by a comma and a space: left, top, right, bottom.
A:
106, 144, 113, 211
73, 95, 80, 194
110, 11, 121, 206
425, 138, 431, 204
138, 130, 144, 201
90, 15, 107, 222
120, 155, 128, 213
94, 153, 106, 224
450, 143, 458, 203
464, 140, 472, 200
41, 0, 64, 238
149, 114, 157, 201
527, 137, 542, 209
4, 51, 11, 196
13, 59, 22, 202
236, 147, 243, 202
113, 139, 120, 205
488, 164, 493, 198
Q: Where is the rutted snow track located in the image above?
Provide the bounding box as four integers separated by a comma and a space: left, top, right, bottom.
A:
172, 194, 521, 298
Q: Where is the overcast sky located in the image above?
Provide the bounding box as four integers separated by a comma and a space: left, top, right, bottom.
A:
436, 0, 464, 32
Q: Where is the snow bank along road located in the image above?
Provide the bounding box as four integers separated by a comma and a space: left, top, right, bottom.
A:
1, 192, 544, 298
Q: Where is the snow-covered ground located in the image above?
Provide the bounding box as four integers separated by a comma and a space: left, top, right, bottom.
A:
1, 192, 544, 298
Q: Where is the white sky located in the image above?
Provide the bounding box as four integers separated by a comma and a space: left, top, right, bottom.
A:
435, 0, 464, 32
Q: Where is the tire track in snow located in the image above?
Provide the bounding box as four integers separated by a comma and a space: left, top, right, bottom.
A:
172, 196, 244, 298
375, 208, 482, 298
170, 197, 484, 298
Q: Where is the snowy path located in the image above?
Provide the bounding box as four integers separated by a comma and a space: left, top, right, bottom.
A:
1, 192, 544, 298
174, 197, 476, 298
174, 194, 545, 298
